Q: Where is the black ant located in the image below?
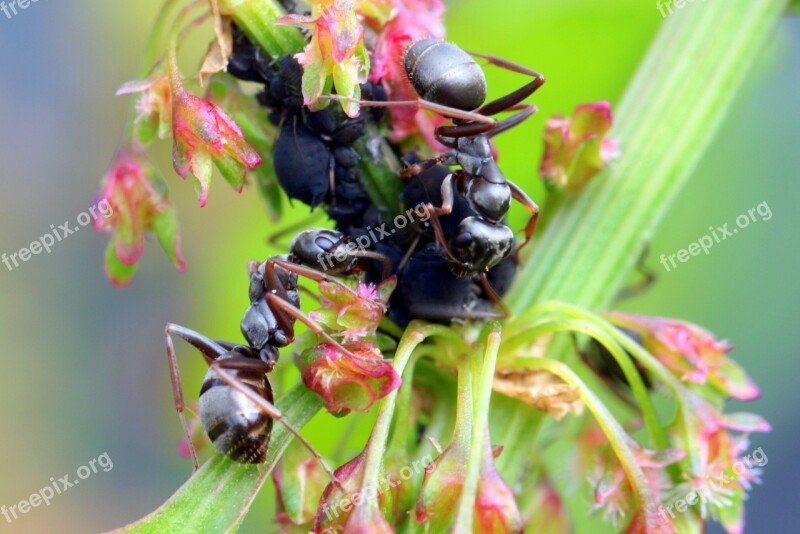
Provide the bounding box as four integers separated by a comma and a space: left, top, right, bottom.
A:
164, 230, 387, 474
327, 39, 545, 278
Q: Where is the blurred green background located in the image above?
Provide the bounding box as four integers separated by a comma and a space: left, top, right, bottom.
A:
0, 0, 797, 532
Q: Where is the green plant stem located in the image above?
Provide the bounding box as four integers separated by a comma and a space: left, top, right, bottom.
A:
509, 0, 788, 313
121, 0, 182, 143
218, 0, 305, 58
501, 0, 787, 484
353, 324, 466, 522
453, 323, 502, 533
504, 312, 667, 452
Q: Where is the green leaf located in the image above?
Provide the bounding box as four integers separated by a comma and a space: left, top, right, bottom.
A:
112, 385, 322, 533
150, 207, 185, 271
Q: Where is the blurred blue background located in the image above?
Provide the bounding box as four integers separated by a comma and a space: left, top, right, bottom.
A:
0, 1, 797, 532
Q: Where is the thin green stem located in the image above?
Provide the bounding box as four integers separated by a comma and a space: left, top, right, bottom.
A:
524, 358, 666, 533
353, 324, 466, 521
453, 323, 502, 533
503, 313, 668, 453
387, 352, 420, 453
121, 0, 184, 143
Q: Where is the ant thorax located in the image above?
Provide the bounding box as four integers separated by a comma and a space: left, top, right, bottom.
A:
455, 135, 494, 176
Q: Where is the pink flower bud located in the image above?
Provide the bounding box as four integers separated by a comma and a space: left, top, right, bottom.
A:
310, 277, 396, 341
313, 450, 394, 532
607, 313, 760, 400
94, 148, 185, 286
415, 443, 464, 529
278, 0, 371, 117
168, 61, 262, 207
298, 342, 401, 415
417, 438, 523, 532
474, 440, 524, 534
541, 101, 619, 193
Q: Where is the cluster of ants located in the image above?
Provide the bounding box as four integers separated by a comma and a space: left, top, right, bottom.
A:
166, 25, 545, 470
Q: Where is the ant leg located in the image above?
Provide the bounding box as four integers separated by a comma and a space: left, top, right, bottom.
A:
396, 231, 423, 272
268, 258, 365, 302
507, 180, 540, 259
265, 293, 376, 363
616, 246, 656, 302
486, 105, 538, 138
345, 249, 394, 281
478, 273, 511, 318
263, 259, 391, 363
422, 204, 462, 267
436, 104, 537, 140
214, 340, 240, 352
399, 152, 455, 180
165, 323, 230, 471
321, 95, 496, 126
210, 358, 344, 491
466, 50, 546, 117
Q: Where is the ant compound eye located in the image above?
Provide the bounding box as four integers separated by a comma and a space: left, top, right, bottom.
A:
452, 232, 473, 250
314, 236, 337, 252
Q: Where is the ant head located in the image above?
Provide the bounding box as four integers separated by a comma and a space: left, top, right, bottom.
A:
448, 217, 514, 276
290, 228, 359, 274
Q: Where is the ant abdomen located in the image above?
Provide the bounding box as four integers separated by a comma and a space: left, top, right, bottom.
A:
404, 39, 487, 111
198, 356, 274, 464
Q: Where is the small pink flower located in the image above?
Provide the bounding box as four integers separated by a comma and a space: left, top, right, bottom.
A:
588, 436, 684, 531
541, 101, 619, 192
670, 396, 770, 533
168, 59, 262, 207
117, 75, 173, 148
94, 148, 185, 286
607, 312, 760, 400
278, 0, 370, 117
310, 277, 396, 342
298, 342, 401, 415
